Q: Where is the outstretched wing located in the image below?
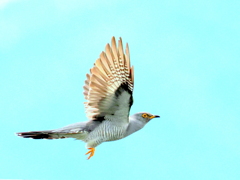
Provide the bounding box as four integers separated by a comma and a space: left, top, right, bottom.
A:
83, 37, 134, 123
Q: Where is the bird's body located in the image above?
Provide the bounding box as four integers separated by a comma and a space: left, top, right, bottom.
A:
17, 37, 160, 159
86, 120, 128, 147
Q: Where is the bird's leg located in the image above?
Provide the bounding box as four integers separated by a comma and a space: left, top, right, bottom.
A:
85, 148, 95, 160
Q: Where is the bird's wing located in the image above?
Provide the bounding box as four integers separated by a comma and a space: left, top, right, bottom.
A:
83, 37, 134, 123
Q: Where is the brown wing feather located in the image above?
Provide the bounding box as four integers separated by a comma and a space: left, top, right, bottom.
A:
83, 37, 134, 120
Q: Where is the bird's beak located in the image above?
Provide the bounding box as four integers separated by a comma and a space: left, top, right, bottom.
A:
149, 115, 160, 119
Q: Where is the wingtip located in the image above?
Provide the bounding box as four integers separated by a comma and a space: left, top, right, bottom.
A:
111, 36, 122, 40
111, 36, 116, 43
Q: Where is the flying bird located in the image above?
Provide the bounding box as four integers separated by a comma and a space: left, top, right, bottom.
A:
17, 37, 160, 159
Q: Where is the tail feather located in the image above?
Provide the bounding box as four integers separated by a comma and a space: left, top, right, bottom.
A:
17, 122, 91, 140
17, 131, 65, 139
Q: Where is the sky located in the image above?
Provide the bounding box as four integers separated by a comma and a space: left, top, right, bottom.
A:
1, 0, 240, 179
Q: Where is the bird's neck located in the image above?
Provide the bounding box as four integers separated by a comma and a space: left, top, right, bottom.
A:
125, 117, 145, 137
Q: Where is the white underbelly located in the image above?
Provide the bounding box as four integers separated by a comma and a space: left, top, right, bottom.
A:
86, 121, 128, 147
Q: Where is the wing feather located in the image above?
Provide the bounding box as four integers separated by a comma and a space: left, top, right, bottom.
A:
83, 37, 134, 122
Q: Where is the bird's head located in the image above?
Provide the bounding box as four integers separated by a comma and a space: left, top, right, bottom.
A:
126, 112, 160, 136
132, 112, 160, 123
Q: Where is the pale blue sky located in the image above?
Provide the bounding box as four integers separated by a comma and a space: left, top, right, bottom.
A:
1, 0, 240, 179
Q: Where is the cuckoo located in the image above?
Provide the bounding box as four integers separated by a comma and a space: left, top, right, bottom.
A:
17, 37, 160, 159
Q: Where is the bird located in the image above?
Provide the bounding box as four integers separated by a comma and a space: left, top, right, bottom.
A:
17, 37, 160, 160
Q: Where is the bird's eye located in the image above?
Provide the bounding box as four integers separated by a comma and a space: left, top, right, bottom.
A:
142, 113, 148, 118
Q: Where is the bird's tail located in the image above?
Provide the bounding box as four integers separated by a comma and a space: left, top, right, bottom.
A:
17, 130, 70, 139
17, 122, 89, 140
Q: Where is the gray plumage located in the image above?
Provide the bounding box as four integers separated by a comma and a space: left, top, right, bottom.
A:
17, 37, 160, 159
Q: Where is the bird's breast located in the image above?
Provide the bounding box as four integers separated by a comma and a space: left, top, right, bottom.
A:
86, 121, 128, 147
